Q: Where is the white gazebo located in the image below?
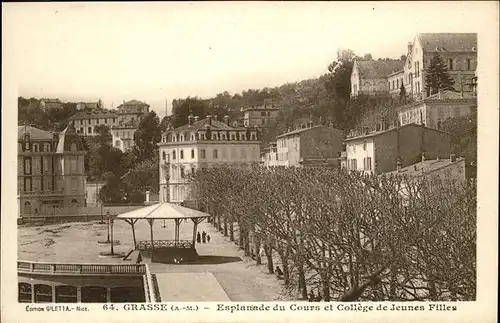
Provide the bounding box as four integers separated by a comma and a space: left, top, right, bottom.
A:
117, 202, 210, 263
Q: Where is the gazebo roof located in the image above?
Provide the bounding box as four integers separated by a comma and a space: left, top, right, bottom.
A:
117, 202, 209, 220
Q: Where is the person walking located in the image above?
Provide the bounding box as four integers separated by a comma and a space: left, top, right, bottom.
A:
207, 234, 211, 243
196, 232, 201, 244
202, 231, 207, 243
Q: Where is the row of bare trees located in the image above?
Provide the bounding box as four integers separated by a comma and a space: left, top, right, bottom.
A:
189, 166, 476, 301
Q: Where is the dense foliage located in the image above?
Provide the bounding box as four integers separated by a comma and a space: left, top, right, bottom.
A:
190, 166, 476, 301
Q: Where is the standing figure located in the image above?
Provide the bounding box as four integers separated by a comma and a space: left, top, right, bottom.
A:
202, 231, 207, 243
308, 290, 315, 302
197, 232, 201, 244
207, 234, 211, 243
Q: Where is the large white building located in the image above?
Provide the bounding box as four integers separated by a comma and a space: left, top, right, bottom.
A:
158, 115, 261, 204
111, 100, 150, 152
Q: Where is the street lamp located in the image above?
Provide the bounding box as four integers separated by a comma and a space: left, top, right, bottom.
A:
106, 211, 111, 243
109, 213, 115, 255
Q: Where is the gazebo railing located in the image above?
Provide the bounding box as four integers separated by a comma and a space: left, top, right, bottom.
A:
136, 240, 193, 250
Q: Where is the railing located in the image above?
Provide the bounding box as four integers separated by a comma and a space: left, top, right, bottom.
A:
136, 240, 193, 250
17, 261, 146, 275
144, 264, 157, 303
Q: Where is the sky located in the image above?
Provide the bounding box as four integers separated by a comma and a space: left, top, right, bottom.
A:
3, 2, 494, 118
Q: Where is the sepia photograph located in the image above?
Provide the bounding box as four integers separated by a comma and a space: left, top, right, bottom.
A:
2, 2, 498, 322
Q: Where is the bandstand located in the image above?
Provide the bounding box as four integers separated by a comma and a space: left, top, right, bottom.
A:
117, 202, 210, 264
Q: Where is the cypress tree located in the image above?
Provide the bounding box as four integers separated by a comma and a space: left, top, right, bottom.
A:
425, 53, 455, 96
399, 81, 407, 103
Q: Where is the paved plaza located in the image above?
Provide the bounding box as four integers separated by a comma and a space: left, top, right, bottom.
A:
18, 218, 288, 301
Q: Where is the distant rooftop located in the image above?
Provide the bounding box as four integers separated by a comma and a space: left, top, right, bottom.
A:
171, 116, 247, 132
117, 100, 150, 108
418, 33, 477, 52
18, 125, 54, 141
276, 124, 339, 139
385, 157, 474, 176
355, 59, 405, 79
69, 109, 118, 120
345, 123, 450, 142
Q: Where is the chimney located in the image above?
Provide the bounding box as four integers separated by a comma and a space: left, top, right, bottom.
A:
188, 114, 194, 126
194, 116, 199, 122
364, 126, 370, 135
421, 152, 426, 163
224, 115, 230, 125
450, 153, 456, 162
214, 115, 218, 122
407, 42, 412, 54
206, 115, 212, 125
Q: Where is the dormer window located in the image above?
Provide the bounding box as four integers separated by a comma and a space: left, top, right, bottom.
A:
33, 143, 39, 152
230, 133, 236, 140
179, 134, 184, 141
191, 134, 195, 141
240, 133, 246, 140
172, 134, 177, 142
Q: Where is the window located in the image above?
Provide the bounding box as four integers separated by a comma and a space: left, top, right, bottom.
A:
180, 150, 184, 159
88, 127, 92, 134
162, 151, 166, 160
34, 284, 52, 303
96, 119, 99, 124
392, 81, 395, 89
363, 141, 367, 151
467, 59, 472, 70
353, 145, 356, 153
172, 150, 176, 160
18, 283, 32, 303
33, 143, 39, 152
113, 118, 116, 123
88, 119, 91, 124
191, 149, 195, 159
364, 157, 372, 171
448, 59, 454, 71
80, 127, 84, 133
105, 118, 108, 124
180, 167, 185, 179
24, 158, 32, 174
200, 149, 206, 159
261, 111, 266, 117
350, 159, 357, 170
55, 286, 77, 303
213, 149, 218, 159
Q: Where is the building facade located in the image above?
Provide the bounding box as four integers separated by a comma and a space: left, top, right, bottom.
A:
85, 181, 106, 207
261, 142, 278, 168
68, 110, 118, 136
18, 124, 87, 216
276, 124, 343, 167
111, 100, 150, 152
158, 115, 261, 204
403, 33, 477, 100
397, 90, 477, 130
40, 98, 63, 111
243, 105, 280, 127
76, 102, 98, 111
345, 123, 451, 175
350, 59, 405, 97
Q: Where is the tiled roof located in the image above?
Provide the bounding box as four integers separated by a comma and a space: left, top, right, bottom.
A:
18, 125, 53, 140
172, 118, 244, 132
345, 123, 450, 141
276, 125, 337, 139
418, 33, 477, 52
41, 98, 61, 103
117, 100, 149, 108
56, 124, 86, 153
77, 102, 98, 109
385, 158, 470, 176
69, 110, 118, 120
356, 60, 405, 79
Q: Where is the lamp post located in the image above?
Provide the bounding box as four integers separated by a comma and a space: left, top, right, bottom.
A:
109, 213, 115, 255
106, 211, 111, 243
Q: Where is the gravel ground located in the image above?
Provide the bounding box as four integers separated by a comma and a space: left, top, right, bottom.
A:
18, 218, 289, 301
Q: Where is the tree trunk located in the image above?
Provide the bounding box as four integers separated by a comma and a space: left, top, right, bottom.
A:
229, 221, 234, 241
255, 238, 261, 265
239, 226, 244, 249
279, 249, 290, 286
217, 214, 222, 232
298, 264, 308, 300
322, 273, 331, 301
389, 267, 397, 300
265, 244, 274, 274
244, 231, 250, 256
223, 218, 228, 236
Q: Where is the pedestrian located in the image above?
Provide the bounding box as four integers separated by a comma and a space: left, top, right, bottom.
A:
308, 290, 315, 302
197, 232, 201, 244
202, 231, 207, 243
207, 234, 211, 243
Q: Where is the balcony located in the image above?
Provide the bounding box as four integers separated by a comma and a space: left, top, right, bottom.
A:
20, 189, 64, 197
17, 261, 146, 276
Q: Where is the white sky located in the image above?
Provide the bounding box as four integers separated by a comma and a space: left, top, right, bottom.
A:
3, 2, 494, 118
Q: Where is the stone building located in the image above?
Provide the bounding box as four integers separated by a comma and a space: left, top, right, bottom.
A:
261, 142, 278, 168
276, 124, 343, 167
68, 109, 118, 136
396, 90, 477, 130
39, 98, 63, 111
18, 124, 87, 216
158, 115, 261, 204
243, 105, 280, 127
111, 100, 150, 152
403, 33, 477, 100
345, 123, 451, 175
350, 59, 405, 97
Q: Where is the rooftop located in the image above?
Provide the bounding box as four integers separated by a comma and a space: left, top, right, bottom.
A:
418, 33, 477, 52
345, 123, 450, 142
41, 98, 61, 103
356, 59, 405, 79
18, 125, 54, 141
171, 116, 247, 132
117, 100, 150, 108
69, 109, 118, 120
276, 124, 338, 139
385, 157, 473, 176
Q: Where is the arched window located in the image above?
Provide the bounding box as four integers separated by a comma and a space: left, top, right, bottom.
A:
24, 201, 31, 215
162, 151, 166, 160
172, 150, 176, 160
34, 284, 52, 303
71, 199, 78, 207
179, 134, 184, 141
55, 285, 77, 303
33, 143, 39, 152
18, 283, 32, 303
